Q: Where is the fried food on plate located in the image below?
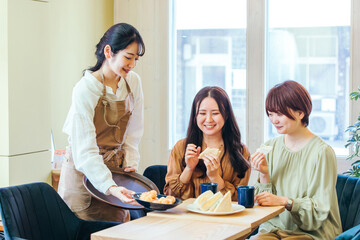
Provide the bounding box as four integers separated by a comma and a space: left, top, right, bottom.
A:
139, 190, 176, 204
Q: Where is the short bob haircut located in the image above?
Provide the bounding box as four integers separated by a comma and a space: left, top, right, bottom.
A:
265, 80, 312, 126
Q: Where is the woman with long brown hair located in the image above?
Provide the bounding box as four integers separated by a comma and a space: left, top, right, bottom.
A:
164, 86, 251, 201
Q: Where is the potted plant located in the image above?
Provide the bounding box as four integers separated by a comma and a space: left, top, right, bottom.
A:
344, 87, 360, 177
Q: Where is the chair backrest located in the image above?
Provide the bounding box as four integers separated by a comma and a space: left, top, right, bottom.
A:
336, 174, 360, 231
0, 182, 81, 240
143, 165, 167, 194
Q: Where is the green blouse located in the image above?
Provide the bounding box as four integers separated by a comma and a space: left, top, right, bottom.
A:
254, 135, 342, 240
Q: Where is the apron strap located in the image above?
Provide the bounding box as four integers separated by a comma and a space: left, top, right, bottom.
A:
99, 68, 132, 96
99, 146, 125, 168
98, 69, 134, 145
101, 148, 117, 163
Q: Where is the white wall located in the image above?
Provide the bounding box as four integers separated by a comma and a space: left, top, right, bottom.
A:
0, 0, 51, 187
0, 0, 114, 187
49, 0, 114, 150
114, 0, 170, 173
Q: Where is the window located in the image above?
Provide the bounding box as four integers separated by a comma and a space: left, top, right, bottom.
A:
266, 0, 350, 155
170, 0, 247, 147
170, 0, 355, 158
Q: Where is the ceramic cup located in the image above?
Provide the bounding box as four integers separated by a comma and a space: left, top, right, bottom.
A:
200, 183, 217, 194
237, 186, 255, 208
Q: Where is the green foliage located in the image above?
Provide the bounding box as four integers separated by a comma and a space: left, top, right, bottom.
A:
344, 86, 360, 177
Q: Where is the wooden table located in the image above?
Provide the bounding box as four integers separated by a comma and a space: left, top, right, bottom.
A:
91, 216, 250, 240
149, 199, 285, 230
91, 199, 284, 240
51, 169, 61, 192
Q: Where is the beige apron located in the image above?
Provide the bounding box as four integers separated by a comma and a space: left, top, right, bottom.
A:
58, 70, 134, 222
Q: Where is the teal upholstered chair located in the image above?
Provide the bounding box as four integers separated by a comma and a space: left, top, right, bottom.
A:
247, 174, 360, 240
0, 182, 119, 240
335, 174, 360, 240
129, 165, 168, 220
143, 165, 167, 194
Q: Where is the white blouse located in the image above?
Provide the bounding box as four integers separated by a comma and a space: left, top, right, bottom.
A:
63, 70, 144, 194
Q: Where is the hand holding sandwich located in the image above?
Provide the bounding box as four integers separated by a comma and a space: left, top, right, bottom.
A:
184, 144, 201, 170
180, 144, 201, 184
251, 152, 270, 183
202, 154, 220, 178
202, 153, 225, 191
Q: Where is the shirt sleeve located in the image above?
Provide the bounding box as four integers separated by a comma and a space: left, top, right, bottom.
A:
122, 73, 144, 170
289, 145, 337, 231
66, 84, 116, 194
164, 140, 195, 199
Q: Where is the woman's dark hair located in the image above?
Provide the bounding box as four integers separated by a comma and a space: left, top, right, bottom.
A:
182, 86, 250, 179
87, 23, 145, 72
266, 80, 312, 126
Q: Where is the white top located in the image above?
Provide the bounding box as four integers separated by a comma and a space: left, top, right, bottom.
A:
63, 70, 144, 194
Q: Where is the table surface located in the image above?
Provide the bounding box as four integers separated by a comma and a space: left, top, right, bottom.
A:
91, 216, 251, 240
148, 198, 285, 229
91, 198, 285, 240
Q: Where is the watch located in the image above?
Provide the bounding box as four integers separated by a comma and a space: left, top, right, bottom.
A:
285, 198, 293, 211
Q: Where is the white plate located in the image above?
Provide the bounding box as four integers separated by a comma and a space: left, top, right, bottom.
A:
186, 203, 245, 215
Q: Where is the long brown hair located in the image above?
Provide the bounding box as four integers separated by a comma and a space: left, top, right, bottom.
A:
182, 86, 249, 178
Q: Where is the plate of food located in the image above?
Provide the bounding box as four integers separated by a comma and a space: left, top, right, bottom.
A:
132, 190, 182, 211
186, 190, 245, 215
83, 167, 159, 210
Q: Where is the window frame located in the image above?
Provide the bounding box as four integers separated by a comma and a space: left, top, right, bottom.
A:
169, 0, 360, 157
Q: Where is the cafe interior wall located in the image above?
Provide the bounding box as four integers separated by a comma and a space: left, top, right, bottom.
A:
0, 0, 114, 188
114, 0, 171, 173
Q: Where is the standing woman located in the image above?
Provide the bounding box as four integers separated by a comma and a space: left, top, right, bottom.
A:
250, 81, 341, 239
164, 86, 251, 201
58, 23, 145, 223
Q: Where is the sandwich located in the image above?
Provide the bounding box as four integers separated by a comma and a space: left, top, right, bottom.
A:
193, 190, 213, 208
255, 144, 273, 154
193, 190, 233, 213
200, 191, 223, 211
212, 191, 232, 212
198, 147, 221, 159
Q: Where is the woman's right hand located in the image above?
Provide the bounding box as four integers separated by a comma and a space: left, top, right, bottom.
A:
108, 186, 141, 206
251, 152, 269, 175
184, 144, 201, 170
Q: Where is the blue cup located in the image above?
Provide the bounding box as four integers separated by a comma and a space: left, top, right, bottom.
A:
200, 183, 217, 194
237, 186, 255, 208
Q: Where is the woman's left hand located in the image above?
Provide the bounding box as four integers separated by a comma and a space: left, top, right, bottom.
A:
124, 166, 136, 172
109, 186, 141, 206
255, 192, 286, 206
203, 154, 221, 179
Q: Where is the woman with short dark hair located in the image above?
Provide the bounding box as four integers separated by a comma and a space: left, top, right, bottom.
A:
250, 80, 342, 239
